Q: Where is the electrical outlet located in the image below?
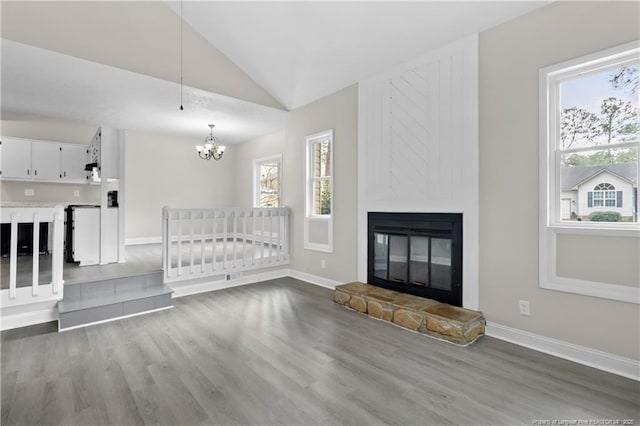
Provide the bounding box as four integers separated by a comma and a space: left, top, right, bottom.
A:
519, 300, 530, 316
24, 188, 34, 197
73, 190, 80, 197
321, 259, 326, 269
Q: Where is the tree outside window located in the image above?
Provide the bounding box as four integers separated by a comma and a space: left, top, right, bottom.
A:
311, 140, 332, 216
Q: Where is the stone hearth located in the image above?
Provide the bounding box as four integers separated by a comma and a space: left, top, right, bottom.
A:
334, 282, 485, 346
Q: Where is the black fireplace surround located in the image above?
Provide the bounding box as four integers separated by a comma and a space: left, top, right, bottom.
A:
368, 212, 462, 307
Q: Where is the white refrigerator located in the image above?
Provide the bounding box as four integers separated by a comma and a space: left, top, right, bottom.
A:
69, 206, 118, 266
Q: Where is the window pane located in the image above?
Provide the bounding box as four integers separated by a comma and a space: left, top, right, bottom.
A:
313, 141, 331, 178
388, 235, 408, 283
409, 236, 429, 286
373, 232, 388, 280
431, 238, 452, 291
258, 160, 280, 207
560, 146, 638, 223
559, 62, 639, 150
313, 180, 331, 215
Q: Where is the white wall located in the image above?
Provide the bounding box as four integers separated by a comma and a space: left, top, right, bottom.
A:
124, 129, 236, 242
479, 1, 639, 360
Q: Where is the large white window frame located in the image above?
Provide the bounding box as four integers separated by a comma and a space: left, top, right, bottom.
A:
539, 41, 639, 304
253, 154, 282, 208
304, 129, 334, 253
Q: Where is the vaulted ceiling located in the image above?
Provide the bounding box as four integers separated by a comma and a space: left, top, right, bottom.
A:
1, 1, 549, 142
169, 1, 548, 110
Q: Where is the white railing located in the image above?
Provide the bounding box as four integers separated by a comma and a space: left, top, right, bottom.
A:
0, 206, 65, 307
162, 207, 290, 283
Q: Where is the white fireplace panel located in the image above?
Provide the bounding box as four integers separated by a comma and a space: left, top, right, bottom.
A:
357, 34, 479, 310
363, 45, 466, 203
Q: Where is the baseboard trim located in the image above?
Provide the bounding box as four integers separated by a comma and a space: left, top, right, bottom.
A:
125, 237, 161, 245
486, 322, 639, 381
287, 269, 342, 290
171, 269, 290, 298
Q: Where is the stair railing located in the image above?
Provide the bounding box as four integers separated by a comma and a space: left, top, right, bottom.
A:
162, 207, 290, 283
0, 206, 65, 307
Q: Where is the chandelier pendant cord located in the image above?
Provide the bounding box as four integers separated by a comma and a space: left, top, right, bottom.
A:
180, 0, 184, 111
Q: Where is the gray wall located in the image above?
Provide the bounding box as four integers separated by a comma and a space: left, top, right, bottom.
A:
285, 85, 358, 283
479, 1, 639, 360
124, 129, 236, 240
232, 130, 285, 208
234, 85, 358, 283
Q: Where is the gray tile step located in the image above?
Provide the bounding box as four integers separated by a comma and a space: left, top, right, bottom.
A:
58, 271, 173, 331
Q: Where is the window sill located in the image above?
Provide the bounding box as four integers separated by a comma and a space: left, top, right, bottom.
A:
548, 223, 640, 238
540, 277, 639, 304
306, 215, 332, 221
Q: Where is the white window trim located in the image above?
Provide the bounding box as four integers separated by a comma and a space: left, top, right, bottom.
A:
304, 129, 334, 253
539, 41, 640, 304
253, 154, 282, 208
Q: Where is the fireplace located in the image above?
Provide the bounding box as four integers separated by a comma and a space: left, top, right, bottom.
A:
368, 212, 462, 306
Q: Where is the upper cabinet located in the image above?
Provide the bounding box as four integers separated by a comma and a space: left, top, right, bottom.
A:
31, 141, 61, 180
0, 136, 89, 183
0, 138, 32, 179
61, 144, 90, 182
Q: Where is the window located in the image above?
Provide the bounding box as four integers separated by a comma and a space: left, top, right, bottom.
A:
304, 129, 334, 252
309, 138, 333, 216
253, 155, 282, 208
541, 42, 639, 227
589, 183, 620, 208
539, 41, 639, 304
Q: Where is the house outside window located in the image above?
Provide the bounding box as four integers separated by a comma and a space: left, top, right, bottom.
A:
542, 43, 639, 226
253, 154, 282, 208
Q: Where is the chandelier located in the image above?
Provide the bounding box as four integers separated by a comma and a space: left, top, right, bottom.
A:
196, 124, 226, 161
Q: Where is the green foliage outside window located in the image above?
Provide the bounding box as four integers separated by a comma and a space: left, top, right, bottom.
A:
588, 211, 621, 222
320, 181, 331, 215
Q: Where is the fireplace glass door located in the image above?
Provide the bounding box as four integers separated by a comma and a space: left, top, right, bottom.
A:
373, 232, 452, 291
368, 212, 462, 306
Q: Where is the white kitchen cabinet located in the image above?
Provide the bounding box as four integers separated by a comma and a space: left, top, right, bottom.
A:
0, 136, 89, 183
31, 141, 61, 181
1, 137, 32, 179
60, 144, 89, 182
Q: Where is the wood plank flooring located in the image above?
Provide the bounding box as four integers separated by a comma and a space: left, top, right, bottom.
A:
2, 278, 639, 425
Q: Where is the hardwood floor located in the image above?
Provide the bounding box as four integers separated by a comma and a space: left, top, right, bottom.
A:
2, 278, 639, 425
